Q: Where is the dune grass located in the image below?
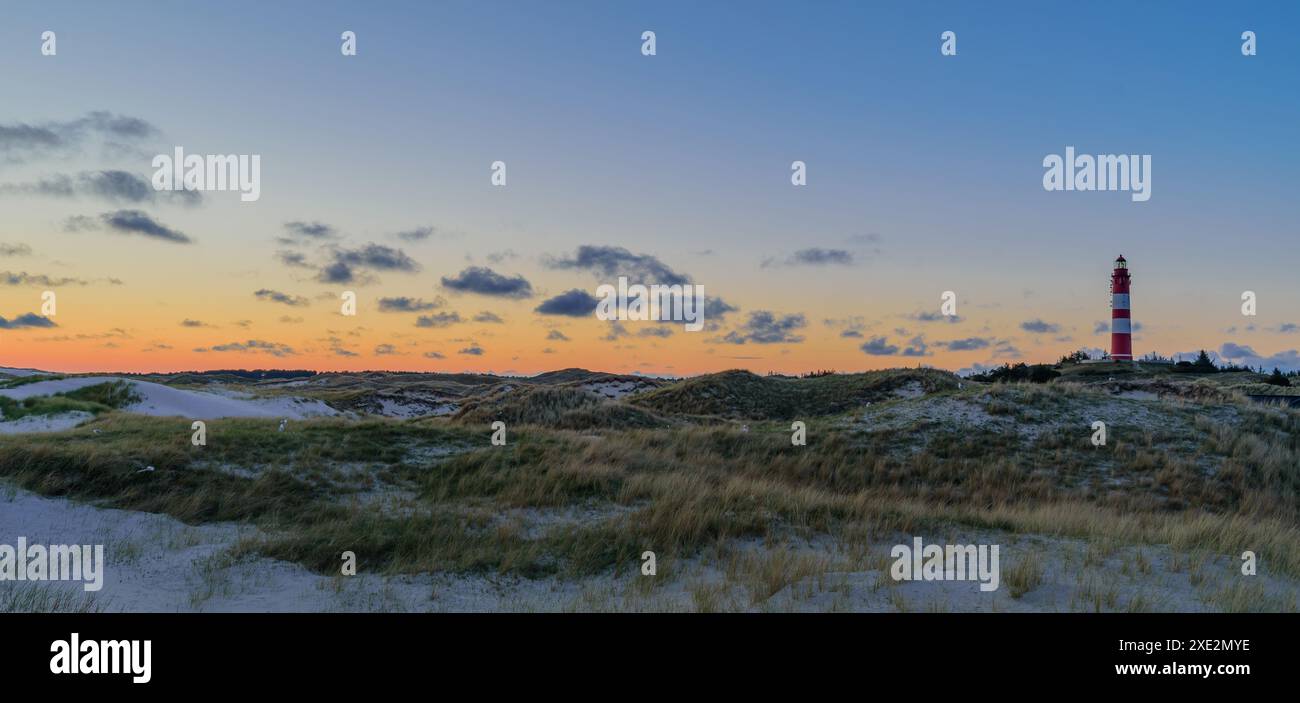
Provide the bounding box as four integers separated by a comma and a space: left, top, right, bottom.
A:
0, 380, 138, 420
0, 376, 1296, 593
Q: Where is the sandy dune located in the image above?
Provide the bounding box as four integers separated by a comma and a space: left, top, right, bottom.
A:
0, 377, 337, 420
0, 366, 45, 377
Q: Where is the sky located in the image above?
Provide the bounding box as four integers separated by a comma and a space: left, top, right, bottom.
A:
2, 0, 1298, 376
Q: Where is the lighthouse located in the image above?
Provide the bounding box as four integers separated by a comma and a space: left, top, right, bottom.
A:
1110, 255, 1133, 361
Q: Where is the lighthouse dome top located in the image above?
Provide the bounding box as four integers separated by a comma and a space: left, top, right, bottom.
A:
1114, 255, 1127, 268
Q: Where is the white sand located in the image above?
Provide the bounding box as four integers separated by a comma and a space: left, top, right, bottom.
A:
0, 411, 94, 434
0, 366, 46, 377
0, 376, 338, 420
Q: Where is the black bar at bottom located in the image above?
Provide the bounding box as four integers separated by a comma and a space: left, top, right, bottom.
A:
0, 613, 1286, 691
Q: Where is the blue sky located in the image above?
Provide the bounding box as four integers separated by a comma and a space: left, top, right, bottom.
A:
1, 1, 1298, 373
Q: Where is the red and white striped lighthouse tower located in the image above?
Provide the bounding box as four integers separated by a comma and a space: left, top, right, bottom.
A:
1110, 255, 1133, 361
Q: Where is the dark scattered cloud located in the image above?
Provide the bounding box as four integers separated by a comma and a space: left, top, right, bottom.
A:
992, 341, 1022, 358
458, 343, 485, 356
603, 321, 630, 341
0, 112, 158, 161
535, 289, 598, 317
0, 243, 32, 257
318, 244, 420, 284
719, 311, 807, 345
860, 336, 899, 355
395, 226, 434, 241
547, 329, 571, 341
1, 271, 87, 286
639, 327, 673, 338
284, 221, 336, 239
473, 311, 504, 323
762, 248, 854, 268
67, 209, 192, 244
276, 250, 311, 268
544, 245, 688, 285
936, 337, 991, 351
0, 170, 200, 206
179, 319, 209, 328
0, 312, 57, 329
378, 296, 443, 312
909, 311, 963, 324
860, 334, 929, 356
254, 288, 309, 307
193, 339, 296, 357
415, 311, 463, 328
423, 351, 446, 359
374, 343, 399, 356
1020, 319, 1061, 334
703, 296, 738, 322
441, 266, 533, 298
1218, 343, 1300, 372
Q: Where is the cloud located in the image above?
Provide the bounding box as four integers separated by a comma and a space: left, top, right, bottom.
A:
639, 327, 673, 338
378, 296, 443, 312
860, 334, 928, 356
0, 312, 57, 329
276, 250, 311, 268
415, 311, 463, 328
544, 245, 688, 285
1093, 321, 1110, 334
254, 289, 309, 307
860, 336, 899, 355
283, 221, 336, 239
0, 112, 157, 161
703, 296, 739, 322
393, 226, 435, 241
62, 210, 192, 243
719, 311, 807, 345
0, 243, 32, 257
535, 289, 598, 317
423, 351, 446, 359
69, 209, 192, 244
1020, 319, 1060, 334
473, 311, 504, 323
841, 329, 863, 338
374, 343, 399, 356
1276, 323, 1298, 334
547, 329, 570, 341
1, 271, 87, 286
603, 321, 630, 341
1218, 342, 1300, 372
193, 339, 296, 357
900, 336, 929, 356
441, 266, 533, 298
908, 311, 963, 324
936, 337, 991, 351
992, 341, 1022, 358
762, 248, 854, 268
179, 319, 210, 328
0, 170, 200, 206
458, 343, 485, 356
318, 244, 420, 284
